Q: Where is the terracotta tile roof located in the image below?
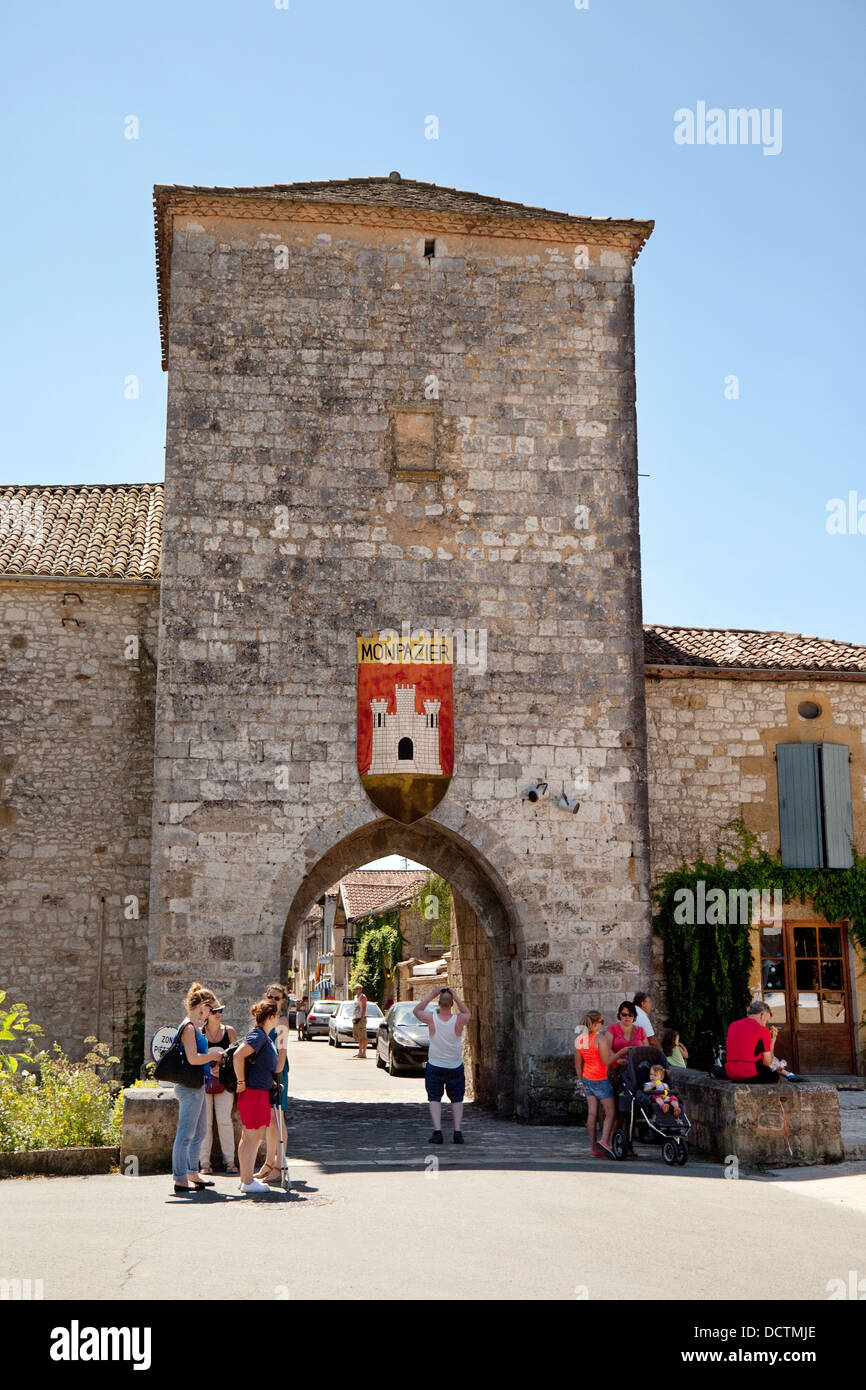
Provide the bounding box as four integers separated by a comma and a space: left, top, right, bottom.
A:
643, 625, 866, 674
154, 176, 654, 368
332, 870, 427, 921
0, 484, 163, 581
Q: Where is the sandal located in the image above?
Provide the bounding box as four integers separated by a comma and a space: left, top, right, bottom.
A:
225, 1162, 239, 1175
255, 1162, 278, 1181
199, 1163, 213, 1175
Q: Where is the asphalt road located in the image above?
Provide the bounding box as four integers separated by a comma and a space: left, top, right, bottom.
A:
2, 1036, 865, 1302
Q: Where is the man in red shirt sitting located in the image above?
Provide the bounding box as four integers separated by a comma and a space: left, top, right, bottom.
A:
725, 999, 780, 1084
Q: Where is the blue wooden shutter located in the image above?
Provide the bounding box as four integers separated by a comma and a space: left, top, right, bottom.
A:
820, 743, 854, 868
777, 744, 823, 867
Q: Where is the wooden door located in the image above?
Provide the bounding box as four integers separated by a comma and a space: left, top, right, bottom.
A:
760, 920, 854, 1072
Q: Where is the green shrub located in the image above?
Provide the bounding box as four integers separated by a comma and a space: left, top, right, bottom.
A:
0, 1040, 120, 1154
411, 873, 452, 946
0, 990, 43, 1074
350, 911, 405, 1004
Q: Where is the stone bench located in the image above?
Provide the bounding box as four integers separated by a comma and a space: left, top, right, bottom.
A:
121, 1086, 245, 1174
669, 1068, 843, 1167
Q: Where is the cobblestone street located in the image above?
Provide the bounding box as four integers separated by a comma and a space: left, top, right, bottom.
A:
284, 1034, 687, 1172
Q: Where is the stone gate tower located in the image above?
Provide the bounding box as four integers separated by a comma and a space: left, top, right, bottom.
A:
147, 176, 654, 1118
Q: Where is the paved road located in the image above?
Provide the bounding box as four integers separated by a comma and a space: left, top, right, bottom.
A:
2, 1037, 865, 1301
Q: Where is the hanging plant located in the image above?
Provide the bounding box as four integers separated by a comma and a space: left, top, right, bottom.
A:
350, 910, 405, 1004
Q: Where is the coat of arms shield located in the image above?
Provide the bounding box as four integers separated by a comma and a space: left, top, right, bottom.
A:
357, 630, 453, 823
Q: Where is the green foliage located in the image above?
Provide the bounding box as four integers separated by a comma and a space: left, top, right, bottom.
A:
350, 911, 405, 1004
120, 985, 147, 1085
0, 1041, 121, 1153
411, 873, 452, 946
0, 990, 43, 1075
654, 818, 866, 1068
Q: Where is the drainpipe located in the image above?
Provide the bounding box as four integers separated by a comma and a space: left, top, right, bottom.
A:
94, 895, 106, 1042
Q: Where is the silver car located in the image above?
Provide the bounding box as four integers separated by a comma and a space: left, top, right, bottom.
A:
300, 999, 338, 1040
328, 999, 384, 1047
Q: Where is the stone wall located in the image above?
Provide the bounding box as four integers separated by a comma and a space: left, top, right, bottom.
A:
645, 673, 866, 1032
448, 891, 498, 1107
0, 579, 158, 1057
646, 674, 866, 874
670, 1068, 843, 1167
145, 192, 653, 1117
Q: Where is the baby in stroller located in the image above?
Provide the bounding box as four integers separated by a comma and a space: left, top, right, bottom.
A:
613, 1045, 691, 1165
643, 1064, 682, 1121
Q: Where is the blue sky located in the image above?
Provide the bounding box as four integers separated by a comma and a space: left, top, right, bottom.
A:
2, 0, 863, 640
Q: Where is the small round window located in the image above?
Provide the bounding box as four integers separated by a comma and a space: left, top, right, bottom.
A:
797, 700, 821, 720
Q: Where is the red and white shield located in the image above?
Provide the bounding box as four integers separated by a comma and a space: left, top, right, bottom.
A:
357, 630, 454, 824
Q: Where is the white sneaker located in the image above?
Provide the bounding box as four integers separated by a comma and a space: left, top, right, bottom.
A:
240, 1179, 270, 1194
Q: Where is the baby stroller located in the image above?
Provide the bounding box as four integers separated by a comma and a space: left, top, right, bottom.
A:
611, 1046, 691, 1166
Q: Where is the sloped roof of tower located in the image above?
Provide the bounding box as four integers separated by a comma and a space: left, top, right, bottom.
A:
153, 175, 654, 368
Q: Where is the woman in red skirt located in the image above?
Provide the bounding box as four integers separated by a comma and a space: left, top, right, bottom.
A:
234, 998, 279, 1195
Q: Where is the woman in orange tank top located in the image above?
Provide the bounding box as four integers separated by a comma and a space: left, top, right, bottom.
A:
574, 1011, 616, 1158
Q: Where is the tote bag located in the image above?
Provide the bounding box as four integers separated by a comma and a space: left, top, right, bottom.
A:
154, 1021, 204, 1089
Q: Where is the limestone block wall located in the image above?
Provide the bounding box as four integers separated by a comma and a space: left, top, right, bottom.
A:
645, 673, 866, 1029
0, 579, 158, 1057
448, 892, 497, 1107
645, 675, 866, 875
146, 195, 653, 1116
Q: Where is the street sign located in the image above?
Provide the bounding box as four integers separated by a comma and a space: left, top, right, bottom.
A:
150, 1026, 176, 1062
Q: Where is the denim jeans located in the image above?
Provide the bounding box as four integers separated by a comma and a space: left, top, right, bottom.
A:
171, 1083, 207, 1181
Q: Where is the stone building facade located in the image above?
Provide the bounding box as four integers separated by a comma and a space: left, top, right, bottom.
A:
644, 627, 866, 1075
0, 485, 161, 1057
2, 180, 865, 1107
144, 177, 655, 1118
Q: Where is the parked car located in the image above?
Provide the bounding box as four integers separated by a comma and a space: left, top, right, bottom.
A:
376, 1002, 430, 1075
329, 999, 384, 1047
287, 997, 297, 1029
299, 999, 338, 1040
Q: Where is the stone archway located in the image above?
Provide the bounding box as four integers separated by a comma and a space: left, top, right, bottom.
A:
268, 815, 521, 1115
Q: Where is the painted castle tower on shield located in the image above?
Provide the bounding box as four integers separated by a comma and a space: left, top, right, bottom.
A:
366, 684, 443, 775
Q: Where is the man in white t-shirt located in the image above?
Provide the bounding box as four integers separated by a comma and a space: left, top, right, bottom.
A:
414, 986, 471, 1144
633, 992, 659, 1048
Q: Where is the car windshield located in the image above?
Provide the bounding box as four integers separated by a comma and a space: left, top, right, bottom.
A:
392, 1006, 428, 1029
312, 1002, 337, 1014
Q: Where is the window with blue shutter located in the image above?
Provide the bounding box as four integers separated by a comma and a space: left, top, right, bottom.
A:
776, 743, 853, 868
820, 743, 854, 868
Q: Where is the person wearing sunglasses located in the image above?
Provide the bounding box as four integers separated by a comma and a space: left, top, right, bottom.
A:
200, 1001, 238, 1176
605, 1001, 647, 1158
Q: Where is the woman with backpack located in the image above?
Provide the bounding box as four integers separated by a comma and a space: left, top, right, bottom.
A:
199, 1001, 238, 1175
170, 983, 227, 1196
255, 984, 290, 1185
234, 997, 279, 1195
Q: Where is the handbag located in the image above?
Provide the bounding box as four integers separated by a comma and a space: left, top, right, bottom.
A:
154, 1021, 204, 1089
